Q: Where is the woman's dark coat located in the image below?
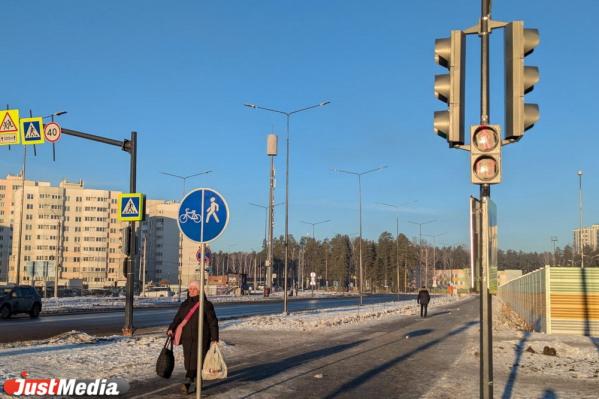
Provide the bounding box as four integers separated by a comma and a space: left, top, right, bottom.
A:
169, 295, 219, 374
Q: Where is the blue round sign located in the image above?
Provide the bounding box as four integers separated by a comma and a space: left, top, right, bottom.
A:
177, 188, 229, 243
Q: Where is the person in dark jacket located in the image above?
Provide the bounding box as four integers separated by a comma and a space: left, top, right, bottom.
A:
168, 280, 219, 394
417, 286, 431, 318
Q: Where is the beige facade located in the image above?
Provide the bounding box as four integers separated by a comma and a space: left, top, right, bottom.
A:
573, 224, 599, 254
0, 174, 190, 290
139, 200, 199, 291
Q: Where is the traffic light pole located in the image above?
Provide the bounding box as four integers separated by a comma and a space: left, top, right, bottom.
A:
60, 128, 138, 336
479, 1, 494, 398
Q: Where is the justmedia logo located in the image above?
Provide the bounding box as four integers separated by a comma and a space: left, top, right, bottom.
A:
2, 371, 130, 396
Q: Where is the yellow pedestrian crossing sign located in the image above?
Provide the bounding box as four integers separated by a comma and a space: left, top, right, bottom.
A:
0, 109, 20, 146
20, 117, 45, 145
118, 193, 145, 221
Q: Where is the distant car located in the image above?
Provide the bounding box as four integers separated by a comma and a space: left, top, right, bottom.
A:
0, 285, 42, 319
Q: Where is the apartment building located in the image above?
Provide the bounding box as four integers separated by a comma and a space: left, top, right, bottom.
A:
0, 174, 197, 290
573, 224, 599, 253
0, 174, 128, 288
139, 200, 199, 291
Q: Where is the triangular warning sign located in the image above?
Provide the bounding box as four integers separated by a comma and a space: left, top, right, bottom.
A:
122, 199, 139, 215
0, 113, 18, 133
24, 122, 41, 139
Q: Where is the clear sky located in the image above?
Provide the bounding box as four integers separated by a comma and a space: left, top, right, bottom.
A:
1, 0, 597, 253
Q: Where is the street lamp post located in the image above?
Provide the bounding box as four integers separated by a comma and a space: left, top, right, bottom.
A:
161, 170, 212, 299
245, 101, 330, 314
300, 220, 330, 292
379, 201, 416, 300
550, 236, 558, 266
408, 219, 436, 288
577, 170, 584, 268
334, 166, 387, 305
423, 232, 447, 288
300, 219, 331, 240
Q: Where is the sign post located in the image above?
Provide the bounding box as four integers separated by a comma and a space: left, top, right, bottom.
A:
177, 188, 229, 399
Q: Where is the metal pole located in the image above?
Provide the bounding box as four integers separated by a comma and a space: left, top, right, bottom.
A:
358, 174, 363, 306
142, 234, 147, 297
578, 171, 584, 268
123, 131, 137, 336
54, 218, 61, 298
396, 216, 400, 301
283, 114, 290, 314
15, 146, 27, 285
480, 0, 493, 397
267, 155, 275, 295
196, 242, 206, 399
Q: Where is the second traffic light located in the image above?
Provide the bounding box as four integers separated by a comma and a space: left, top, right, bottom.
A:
471, 125, 501, 185
505, 21, 540, 141
434, 30, 466, 146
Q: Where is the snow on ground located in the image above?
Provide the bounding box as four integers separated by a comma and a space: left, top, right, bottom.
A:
40, 290, 360, 314
1, 295, 462, 393
423, 296, 599, 399
222, 295, 463, 332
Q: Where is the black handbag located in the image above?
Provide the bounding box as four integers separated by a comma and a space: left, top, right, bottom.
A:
156, 336, 175, 379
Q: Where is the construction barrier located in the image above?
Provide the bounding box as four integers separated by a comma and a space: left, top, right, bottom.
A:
498, 267, 599, 335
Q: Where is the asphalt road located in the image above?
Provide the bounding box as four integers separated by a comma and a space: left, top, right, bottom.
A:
126, 297, 478, 398
0, 294, 415, 343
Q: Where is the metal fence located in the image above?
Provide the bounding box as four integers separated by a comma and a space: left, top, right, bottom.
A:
498, 267, 599, 335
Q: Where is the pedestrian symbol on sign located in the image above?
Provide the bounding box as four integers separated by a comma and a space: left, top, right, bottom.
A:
122, 199, 139, 215
206, 197, 220, 223
24, 122, 41, 139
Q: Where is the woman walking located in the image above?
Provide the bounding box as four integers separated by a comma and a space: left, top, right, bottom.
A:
168, 280, 219, 394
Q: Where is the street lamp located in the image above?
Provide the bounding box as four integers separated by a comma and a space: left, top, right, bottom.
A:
378, 201, 416, 298
245, 100, 330, 314
423, 232, 447, 288
577, 170, 584, 268
14, 110, 67, 286
334, 165, 387, 305
249, 201, 284, 248
161, 170, 212, 300
300, 219, 331, 240
408, 219, 436, 288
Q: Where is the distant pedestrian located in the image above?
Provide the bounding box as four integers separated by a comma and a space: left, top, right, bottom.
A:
417, 286, 430, 318
167, 281, 219, 395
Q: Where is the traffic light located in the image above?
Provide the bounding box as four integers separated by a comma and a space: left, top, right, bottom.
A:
434, 30, 466, 146
471, 125, 501, 184
505, 21, 540, 140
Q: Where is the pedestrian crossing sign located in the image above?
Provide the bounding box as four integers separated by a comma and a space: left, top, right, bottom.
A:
20, 117, 45, 145
118, 193, 145, 221
0, 109, 20, 146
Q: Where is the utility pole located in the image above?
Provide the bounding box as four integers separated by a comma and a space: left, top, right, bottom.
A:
550, 236, 558, 266
577, 170, 584, 268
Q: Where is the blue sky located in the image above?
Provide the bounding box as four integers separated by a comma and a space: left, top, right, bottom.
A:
1, 0, 597, 253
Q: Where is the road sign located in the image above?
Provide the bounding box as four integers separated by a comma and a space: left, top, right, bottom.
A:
44, 122, 62, 143
178, 188, 229, 243
196, 246, 212, 264
0, 109, 20, 146
20, 117, 44, 145
310, 272, 316, 287
118, 193, 145, 222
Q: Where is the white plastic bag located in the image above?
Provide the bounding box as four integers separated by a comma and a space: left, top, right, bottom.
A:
202, 342, 228, 380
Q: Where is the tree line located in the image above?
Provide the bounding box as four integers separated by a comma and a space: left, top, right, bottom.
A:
208, 234, 598, 292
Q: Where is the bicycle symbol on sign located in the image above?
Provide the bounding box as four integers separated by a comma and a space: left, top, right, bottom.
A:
179, 208, 202, 224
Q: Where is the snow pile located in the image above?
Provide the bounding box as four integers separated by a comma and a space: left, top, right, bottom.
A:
0, 332, 239, 386
223, 295, 463, 332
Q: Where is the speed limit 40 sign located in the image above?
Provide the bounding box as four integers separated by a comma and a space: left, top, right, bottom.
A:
44, 122, 61, 143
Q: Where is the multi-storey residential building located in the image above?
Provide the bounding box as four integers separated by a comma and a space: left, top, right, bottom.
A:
139, 200, 199, 291
0, 174, 193, 290
573, 224, 599, 254
0, 174, 128, 289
